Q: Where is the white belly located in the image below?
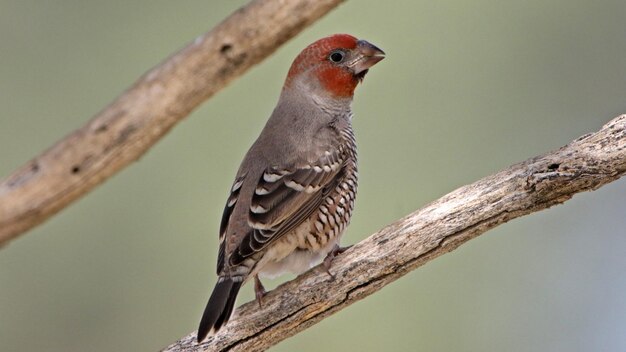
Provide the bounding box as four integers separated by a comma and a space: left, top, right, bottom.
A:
256, 225, 342, 279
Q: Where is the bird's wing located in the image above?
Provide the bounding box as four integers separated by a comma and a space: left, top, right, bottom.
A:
216, 173, 246, 274
217, 147, 345, 270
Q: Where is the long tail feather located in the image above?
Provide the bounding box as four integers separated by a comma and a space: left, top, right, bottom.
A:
197, 277, 242, 342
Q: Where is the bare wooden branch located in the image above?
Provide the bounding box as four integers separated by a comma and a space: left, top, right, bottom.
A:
0, 0, 346, 246
162, 115, 626, 352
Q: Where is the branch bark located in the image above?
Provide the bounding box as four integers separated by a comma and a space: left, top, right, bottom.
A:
0, 0, 346, 246
162, 115, 626, 352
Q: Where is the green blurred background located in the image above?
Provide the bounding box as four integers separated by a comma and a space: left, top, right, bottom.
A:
2, 1, 626, 351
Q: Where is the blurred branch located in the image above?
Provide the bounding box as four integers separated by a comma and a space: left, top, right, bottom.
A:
163, 115, 626, 352
0, 0, 346, 246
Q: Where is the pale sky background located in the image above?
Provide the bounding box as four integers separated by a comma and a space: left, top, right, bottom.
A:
1, 1, 626, 351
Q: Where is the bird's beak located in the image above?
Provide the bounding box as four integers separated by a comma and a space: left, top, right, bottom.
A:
353, 40, 385, 76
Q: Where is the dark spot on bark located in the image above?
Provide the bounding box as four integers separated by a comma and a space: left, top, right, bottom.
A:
117, 124, 138, 145
31, 162, 39, 172
377, 237, 389, 245
548, 163, 560, 170
95, 124, 108, 133
71, 154, 94, 174
221, 44, 232, 54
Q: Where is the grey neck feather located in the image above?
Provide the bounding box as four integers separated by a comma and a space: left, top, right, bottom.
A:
279, 74, 353, 120
248, 75, 354, 166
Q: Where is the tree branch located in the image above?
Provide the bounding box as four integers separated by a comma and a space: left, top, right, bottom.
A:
0, 0, 346, 246
162, 115, 626, 352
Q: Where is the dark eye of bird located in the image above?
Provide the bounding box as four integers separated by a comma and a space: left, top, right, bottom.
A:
329, 50, 345, 63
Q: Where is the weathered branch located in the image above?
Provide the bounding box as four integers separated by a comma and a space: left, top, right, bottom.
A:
0, 0, 346, 246
162, 115, 626, 352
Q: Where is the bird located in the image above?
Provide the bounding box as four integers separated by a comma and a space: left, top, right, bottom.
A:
197, 34, 384, 342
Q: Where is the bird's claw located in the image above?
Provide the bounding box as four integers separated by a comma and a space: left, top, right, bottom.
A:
322, 244, 352, 280
254, 275, 267, 308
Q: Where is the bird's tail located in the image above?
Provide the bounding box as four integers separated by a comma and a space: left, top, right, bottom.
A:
197, 277, 242, 342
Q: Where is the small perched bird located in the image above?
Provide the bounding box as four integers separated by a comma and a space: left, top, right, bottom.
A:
197, 34, 384, 342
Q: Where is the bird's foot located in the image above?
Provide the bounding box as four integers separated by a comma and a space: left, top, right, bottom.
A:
322, 244, 352, 280
254, 275, 267, 308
